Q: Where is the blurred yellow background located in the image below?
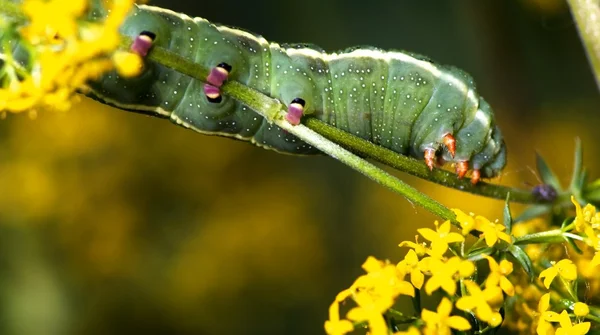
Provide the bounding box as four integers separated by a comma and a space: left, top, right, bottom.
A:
1, 0, 599, 334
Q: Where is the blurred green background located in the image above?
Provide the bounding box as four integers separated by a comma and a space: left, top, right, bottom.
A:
1, 0, 599, 334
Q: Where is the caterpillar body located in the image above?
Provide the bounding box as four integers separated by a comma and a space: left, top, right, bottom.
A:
88, 4, 507, 183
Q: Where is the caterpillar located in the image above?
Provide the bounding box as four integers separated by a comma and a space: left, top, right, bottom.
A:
87, 4, 507, 184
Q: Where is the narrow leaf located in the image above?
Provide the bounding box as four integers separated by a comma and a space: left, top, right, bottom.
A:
503, 193, 512, 233
507, 245, 534, 280
536, 152, 561, 190
565, 235, 583, 254
569, 138, 583, 192
514, 204, 551, 223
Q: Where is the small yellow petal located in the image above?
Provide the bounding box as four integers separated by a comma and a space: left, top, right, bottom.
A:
538, 293, 551, 313
500, 277, 515, 296
539, 267, 558, 289
556, 259, 578, 281
324, 319, 353, 335
437, 297, 453, 316
571, 322, 591, 335
411, 269, 424, 289
484, 230, 498, 247
487, 312, 503, 327
418, 228, 440, 242
446, 316, 471, 331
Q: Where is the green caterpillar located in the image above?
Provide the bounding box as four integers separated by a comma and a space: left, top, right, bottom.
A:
88, 4, 506, 184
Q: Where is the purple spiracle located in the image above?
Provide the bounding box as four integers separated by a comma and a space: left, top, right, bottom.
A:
206, 67, 229, 87
285, 104, 304, 125
532, 184, 557, 202
203, 84, 220, 97
130, 34, 154, 57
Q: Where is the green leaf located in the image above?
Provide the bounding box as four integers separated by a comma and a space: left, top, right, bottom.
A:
536, 152, 562, 190
569, 138, 583, 192
466, 247, 495, 261
565, 235, 583, 254
507, 245, 534, 280
514, 204, 551, 223
503, 193, 512, 233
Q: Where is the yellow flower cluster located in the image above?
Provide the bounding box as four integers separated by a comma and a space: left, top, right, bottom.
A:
327, 199, 600, 335
325, 213, 518, 335
0, 0, 139, 114
571, 196, 600, 268
325, 256, 415, 335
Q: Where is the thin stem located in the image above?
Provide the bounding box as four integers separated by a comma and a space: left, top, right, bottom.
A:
132, 37, 458, 222
513, 229, 565, 245
567, 0, 600, 91
304, 117, 537, 203
117, 35, 548, 207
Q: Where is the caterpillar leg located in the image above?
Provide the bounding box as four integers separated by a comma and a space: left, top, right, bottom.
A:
471, 169, 481, 185
130, 31, 156, 57
204, 63, 232, 103
442, 133, 456, 157
456, 161, 469, 179
424, 148, 437, 171
285, 98, 305, 125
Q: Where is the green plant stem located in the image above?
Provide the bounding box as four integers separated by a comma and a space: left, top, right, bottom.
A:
120, 36, 545, 206
513, 229, 565, 245
305, 117, 537, 203
129, 37, 458, 222
567, 0, 600, 91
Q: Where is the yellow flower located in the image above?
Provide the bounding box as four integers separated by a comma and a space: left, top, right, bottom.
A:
484, 256, 515, 296
476, 215, 512, 246
396, 249, 425, 289
572, 302, 589, 317
422, 256, 473, 296
421, 297, 471, 335
572, 196, 598, 232
455, 280, 503, 326
399, 236, 431, 257
346, 291, 388, 335
417, 220, 464, 257
553, 310, 590, 335
325, 289, 354, 335
452, 208, 477, 235
21, 0, 88, 42
3, 0, 135, 113
326, 257, 415, 335
356, 256, 415, 300
539, 259, 578, 289
537, 293, 558, 335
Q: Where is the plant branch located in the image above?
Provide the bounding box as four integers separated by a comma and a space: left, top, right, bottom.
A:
116, 36, 552, 206
304, 117, 536, 203
125, 37, 458, 222
567, 0, 600, 91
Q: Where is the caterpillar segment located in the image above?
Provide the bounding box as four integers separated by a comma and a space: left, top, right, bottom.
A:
87, 4, 507, 183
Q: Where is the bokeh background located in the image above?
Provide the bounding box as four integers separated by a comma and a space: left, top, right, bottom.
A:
1, 0, 599, 334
